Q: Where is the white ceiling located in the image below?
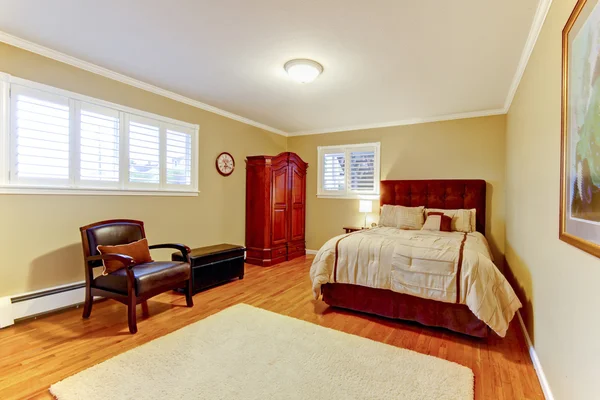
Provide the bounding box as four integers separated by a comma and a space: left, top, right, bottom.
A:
0, 0, 540, 135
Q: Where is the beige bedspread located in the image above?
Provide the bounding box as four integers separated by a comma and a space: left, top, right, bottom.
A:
310, 227, 522, 337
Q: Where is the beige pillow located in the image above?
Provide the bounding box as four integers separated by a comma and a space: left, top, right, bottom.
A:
425, 208, 476, 232
379, 205, 397, 227
379, 205, 424, 230
422, 212, 452, 232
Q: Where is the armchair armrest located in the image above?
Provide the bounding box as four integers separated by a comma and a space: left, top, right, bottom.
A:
86, 254, 136, 269
149, 243, 191, 260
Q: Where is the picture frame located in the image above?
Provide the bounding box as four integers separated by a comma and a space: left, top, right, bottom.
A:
560, 0, 600, 257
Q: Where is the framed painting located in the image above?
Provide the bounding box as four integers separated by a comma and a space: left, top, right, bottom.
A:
561, 0, 600, 257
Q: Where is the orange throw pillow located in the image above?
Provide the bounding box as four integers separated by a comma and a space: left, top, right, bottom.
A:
97, 238, 153, 275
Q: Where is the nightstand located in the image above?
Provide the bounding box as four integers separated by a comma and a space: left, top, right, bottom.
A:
343, 226, 367, 234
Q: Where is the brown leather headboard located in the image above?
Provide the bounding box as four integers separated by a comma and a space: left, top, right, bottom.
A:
380, 180, 486, 234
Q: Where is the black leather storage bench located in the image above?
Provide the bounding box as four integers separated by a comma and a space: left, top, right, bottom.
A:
172, 243, 245, 294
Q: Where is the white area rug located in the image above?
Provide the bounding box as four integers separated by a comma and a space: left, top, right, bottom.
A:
50, 304, 473, 400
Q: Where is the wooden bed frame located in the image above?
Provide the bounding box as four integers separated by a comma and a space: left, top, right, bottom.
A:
321, 179, 490, 338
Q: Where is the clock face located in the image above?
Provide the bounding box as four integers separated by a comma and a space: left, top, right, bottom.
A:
216, 152, 235, 176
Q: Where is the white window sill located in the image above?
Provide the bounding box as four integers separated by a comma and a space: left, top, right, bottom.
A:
0, 186, 199, 197
317, 194, 380, 200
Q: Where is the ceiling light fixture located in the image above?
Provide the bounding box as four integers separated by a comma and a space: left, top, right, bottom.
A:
284, 59, 323, 83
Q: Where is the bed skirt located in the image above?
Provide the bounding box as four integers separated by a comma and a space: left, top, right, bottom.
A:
322, 283, 489, 338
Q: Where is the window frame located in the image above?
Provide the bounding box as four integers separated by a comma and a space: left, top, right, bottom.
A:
317, 142, 381, 200
0, 73, 199, 196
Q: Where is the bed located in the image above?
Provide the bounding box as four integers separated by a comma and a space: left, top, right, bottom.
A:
310, 179, 522, 338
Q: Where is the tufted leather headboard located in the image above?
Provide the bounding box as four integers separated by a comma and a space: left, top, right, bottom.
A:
380, 180, 486, 234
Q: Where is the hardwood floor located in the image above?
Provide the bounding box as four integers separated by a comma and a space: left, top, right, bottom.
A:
0, 255, 543, 400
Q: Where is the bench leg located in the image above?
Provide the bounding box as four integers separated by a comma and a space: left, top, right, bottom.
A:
185, 279, 194, 307
141, 300, 149, 317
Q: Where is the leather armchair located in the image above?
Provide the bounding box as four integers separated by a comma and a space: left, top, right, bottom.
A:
80, 219, 193, 334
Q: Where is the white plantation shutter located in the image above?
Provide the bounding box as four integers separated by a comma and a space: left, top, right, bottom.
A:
2, 76, 198, 194
166, 128, 192, 186
128, 117, 160, 186
322, 150, 346, 192
318, 143, 380, 198
79, 103, 120, 185
10, 86, 71, 185
349, 148, 376, 193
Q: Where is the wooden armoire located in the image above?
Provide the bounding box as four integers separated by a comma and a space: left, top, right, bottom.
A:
245, 152, 308, 266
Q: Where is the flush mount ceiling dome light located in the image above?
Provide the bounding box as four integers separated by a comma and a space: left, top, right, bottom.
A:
284, 59, 323, 83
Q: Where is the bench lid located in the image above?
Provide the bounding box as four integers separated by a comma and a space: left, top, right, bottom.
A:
173, 243, 245, 258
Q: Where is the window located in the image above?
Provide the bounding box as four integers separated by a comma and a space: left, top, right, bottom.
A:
128, 117, 161, 186
0, 74, 199, 195
322, 150, 345, 192
79, 102, 120, 185
317, 142, 380, 199
11, 86, 70, 184
166, 129, 192, 186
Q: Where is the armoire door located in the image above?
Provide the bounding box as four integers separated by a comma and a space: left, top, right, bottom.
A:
289, 164, 306, 242
271, 163, 288, 246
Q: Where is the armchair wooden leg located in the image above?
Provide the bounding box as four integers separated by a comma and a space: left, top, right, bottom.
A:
141, 301, 149, 317
128, 295, 138, 334
82, 287, 93, 319
185, 279, 194, 307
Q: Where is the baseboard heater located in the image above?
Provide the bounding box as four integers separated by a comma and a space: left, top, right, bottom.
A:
0, 281, 86, 328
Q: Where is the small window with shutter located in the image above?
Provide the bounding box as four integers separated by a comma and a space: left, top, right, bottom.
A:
321, 149, 346, 193
348, 147, 376, 194
317, 142, 380, 199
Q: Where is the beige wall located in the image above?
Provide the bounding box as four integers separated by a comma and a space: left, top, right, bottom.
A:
288, 115, 507, 263
0, 43, 287, 297
5, 13, 591, 397
505, 0, 600, 398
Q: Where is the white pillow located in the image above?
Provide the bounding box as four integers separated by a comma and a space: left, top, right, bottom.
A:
379, 205, 424, 230
421, 212, 452, 232
379, 205, 396, 227
425, 208, 476, 233
422, 214, 441, 231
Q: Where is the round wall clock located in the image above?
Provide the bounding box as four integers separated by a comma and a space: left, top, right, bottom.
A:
216, 152, 235, 176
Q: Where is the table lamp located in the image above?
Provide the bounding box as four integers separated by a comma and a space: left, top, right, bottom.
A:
359, 200, 372, 228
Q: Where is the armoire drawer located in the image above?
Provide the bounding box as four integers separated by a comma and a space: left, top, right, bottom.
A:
287, 244, 305, 255
272, 246, 287, 258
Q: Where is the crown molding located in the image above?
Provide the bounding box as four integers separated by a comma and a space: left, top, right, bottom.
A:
287, 108, 506, 136
290, 0, 553, 138
503, 0, 553, 112
0, 31, 289, 137
0, 2, 553, 140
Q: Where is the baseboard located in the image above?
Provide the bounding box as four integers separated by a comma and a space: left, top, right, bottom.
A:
0, 297, 12, 328
0, 281, 86, 327
516, 311, 554, 400
305, 249, 318, 255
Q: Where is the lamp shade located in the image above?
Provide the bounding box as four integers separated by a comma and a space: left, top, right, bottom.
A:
359, 200, 372, 213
